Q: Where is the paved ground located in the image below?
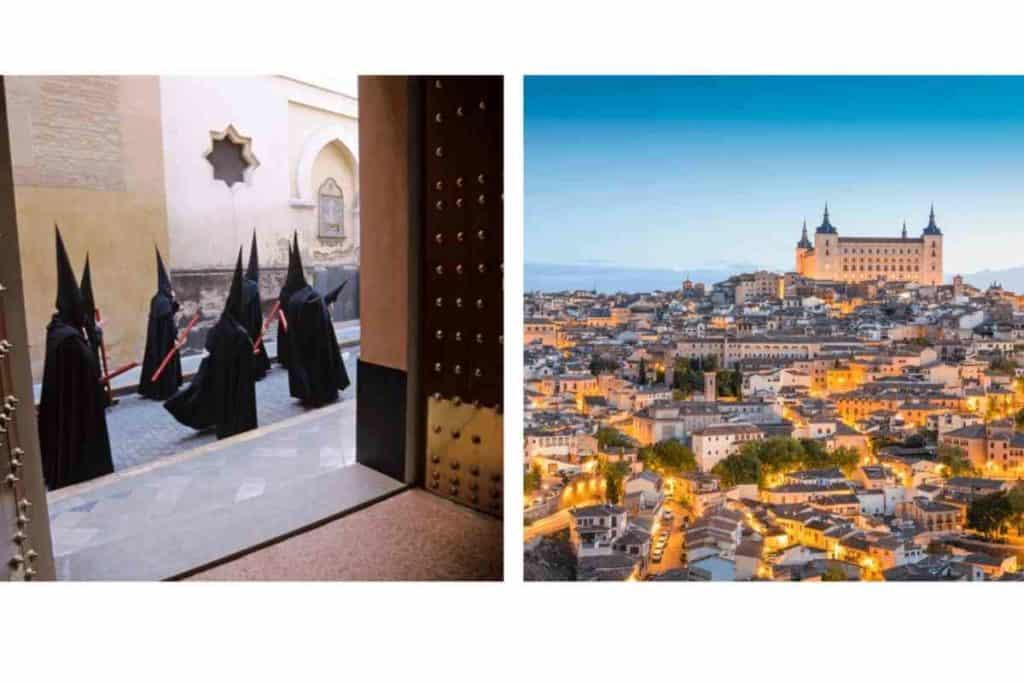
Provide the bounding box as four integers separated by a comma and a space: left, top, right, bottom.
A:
649, 499, 688, 575
188, 489, 502, 581
105, 347, 359, 470
46, 393, 410, 580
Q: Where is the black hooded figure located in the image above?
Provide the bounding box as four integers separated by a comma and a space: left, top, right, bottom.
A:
274, 235, 302, 370
242, 231, 271, 379
79, 254, 101, 361
283, 233, 351, 407
164, 249, 258, 439
79, 255, 112, 408
138, 248, 183, 400
38, 227, 114, 490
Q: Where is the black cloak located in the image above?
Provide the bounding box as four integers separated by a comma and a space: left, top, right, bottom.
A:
242, 231, 270, 379
274, 232, 304, 370
138, 247, 183, 400
164, 250, 257, 439
38, 227, 114, 490
283, 235, 351, 407
79, 254, 112, 408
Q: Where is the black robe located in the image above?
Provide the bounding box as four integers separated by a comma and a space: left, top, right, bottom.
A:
275, 283, 298, 370
164, 314, 257, 439
242, 278, 271, 379
38, 317, 114, 490
138, 291, 182, 400
284, 286, 351, 407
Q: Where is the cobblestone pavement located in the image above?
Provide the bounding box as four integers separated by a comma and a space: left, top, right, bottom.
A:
105, 347, 359, 471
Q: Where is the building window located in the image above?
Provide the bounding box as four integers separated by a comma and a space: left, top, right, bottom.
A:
206, 125, 259, 187
318, 177, 345, 238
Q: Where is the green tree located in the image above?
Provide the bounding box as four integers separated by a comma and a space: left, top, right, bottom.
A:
595, 427, 634, 450
711, 450, 762, 488
1008, 484, 1024, 536
524, 463, 543, 495
936, 444, 975, 478
644, 439, 697, 475
600, 459, 631, 505
967, 491, 1014, 539
828, 446, 861, 476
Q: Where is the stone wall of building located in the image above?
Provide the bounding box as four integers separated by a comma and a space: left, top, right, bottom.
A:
5, 76, 171, 380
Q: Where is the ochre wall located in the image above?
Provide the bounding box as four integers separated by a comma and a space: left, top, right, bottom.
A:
4, 76, 170, 381
358, 76, 412, 372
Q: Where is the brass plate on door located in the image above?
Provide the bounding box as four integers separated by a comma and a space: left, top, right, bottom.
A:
425, 396, 502, 517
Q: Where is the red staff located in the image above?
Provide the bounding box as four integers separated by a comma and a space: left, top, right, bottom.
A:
252, 302, 287, 354
151, 313, 200, 383
101, 361, 139, 385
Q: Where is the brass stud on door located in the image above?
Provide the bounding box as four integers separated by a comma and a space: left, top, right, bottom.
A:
435, 265, 444, 276
434, 113, 443, 124
434, 180, 444, 190
475, 298, 484, 310
477, 194, 486, 205
435, 199, 445, 211
456, 106, 464, 117
453, 364, 462, 375
434, 362, 442, 373
477, 263, 486, 274
471, 435, 482, 445
454, 331, 462, 342
435, 147, 444, 158
478, 99, 487, 111
477, 173, 486, 184
474, 368, 483, 378
456, 231, 465, 242
475, 333, 484, 344
455, 297, 463, 308
455, 264, 463, 275
477, 229, 486, 240
435, 233, 444, 244
434, 79, 443, 89
435, 297, 443, 308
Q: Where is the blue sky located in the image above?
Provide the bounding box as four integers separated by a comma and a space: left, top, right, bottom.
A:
525, 76, 1024, 276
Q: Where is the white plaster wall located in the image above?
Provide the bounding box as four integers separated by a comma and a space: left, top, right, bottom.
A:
158, 76, 358, 271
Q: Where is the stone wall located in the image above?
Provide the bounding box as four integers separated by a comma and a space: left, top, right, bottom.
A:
4, 76, 171, 380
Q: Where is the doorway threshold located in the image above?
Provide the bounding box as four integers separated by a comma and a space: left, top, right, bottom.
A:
47, 399, 405, 580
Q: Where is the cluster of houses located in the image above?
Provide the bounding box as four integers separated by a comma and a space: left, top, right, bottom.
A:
525, 272, 1024, 580
561, 466, 1021, 581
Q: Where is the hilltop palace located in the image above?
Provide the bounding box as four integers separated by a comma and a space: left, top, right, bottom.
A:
795, 205, 943, 286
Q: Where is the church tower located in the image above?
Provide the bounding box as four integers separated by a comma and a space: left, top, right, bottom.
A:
795, 219, 813, 276
812, 203, 838, 280
921, 204, 944, 286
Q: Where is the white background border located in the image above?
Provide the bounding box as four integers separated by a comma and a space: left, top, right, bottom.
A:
6, 1, 1024, 680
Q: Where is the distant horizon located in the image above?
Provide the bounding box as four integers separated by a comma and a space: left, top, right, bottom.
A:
526, 76, 1024, 276
524, 260, 1024, 295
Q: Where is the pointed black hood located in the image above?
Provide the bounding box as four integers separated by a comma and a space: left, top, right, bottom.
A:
245, 230, 260, 282
54, 225, 86, 328
285, 231, 309, 290
80, 253, 96, 328
223, 248, 246, 323
156, 246, 173, 296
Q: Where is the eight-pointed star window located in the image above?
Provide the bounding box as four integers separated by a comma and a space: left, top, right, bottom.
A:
205, 125, 259, 187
